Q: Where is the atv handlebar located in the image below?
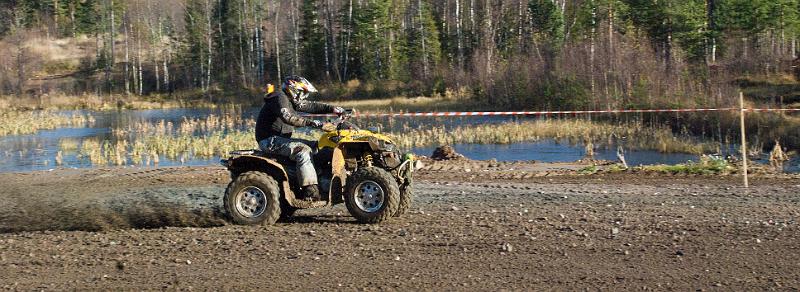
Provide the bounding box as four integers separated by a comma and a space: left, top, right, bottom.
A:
329, 109, 359, 131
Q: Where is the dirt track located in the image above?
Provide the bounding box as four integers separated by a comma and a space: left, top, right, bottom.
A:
1, 161, 800, 290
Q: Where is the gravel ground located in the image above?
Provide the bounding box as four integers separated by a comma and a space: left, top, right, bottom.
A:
1, 161, 799, 290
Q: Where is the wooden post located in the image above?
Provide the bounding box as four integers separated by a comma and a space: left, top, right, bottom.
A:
739, 92, 749, 188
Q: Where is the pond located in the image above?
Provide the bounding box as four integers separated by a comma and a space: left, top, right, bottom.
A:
1, 108, 797, 173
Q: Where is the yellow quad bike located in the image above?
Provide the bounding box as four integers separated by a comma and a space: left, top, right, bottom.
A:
220, 111, 416, 225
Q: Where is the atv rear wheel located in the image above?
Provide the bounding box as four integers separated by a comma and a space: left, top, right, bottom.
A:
223, 171, 281, 225
345, 167, 400, 224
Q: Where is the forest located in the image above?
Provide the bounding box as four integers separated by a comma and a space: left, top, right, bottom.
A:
0, 0, 799, 111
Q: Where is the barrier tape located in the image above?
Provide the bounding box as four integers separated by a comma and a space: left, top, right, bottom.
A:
304, 107, 800, 118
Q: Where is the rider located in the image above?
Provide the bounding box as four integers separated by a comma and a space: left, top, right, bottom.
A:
255, 76, 344, 201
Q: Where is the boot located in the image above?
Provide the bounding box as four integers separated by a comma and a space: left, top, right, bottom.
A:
301, 184, 321, 201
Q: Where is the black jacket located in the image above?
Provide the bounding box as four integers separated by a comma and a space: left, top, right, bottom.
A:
255, 91, 336, 141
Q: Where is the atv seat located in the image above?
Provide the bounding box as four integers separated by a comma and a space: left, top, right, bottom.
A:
229, 149, 294, 165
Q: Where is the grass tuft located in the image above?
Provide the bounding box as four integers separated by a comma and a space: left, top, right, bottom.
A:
639, 156, 734, 175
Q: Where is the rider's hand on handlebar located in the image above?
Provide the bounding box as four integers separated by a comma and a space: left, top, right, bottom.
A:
321, 122, 337, 132
333, 107, 345, 115
309, 120, 323, 128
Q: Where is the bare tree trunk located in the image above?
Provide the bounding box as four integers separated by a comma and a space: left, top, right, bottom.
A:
206, 0, 213, 92
137, 23, 143, 95
154, 52, 161, 92
252, 0, 261, 83
291, 0, 299, 74
110, 0, 115, 65
484, 0, 493, 76
780, 5, 785, 55
742, 37, 748, 59
274, 0, 282, 80
14, 41, 27, 97
517, 0, 524, 52
607, 1, 614, 67
69, 2, 76, 38
443, 0, 449, 36
124, 14, 130, 95
590, 0, 596, 97
237, 0, 248, 87
130, 22, 139, 95
342, 0, 353, 79
324, 21, 331, 80
325, 0, 338, 81
455, 0, 463, 68
102, 1, 111, 94
53, 0, 59, 35
218, 0, 225, 68
244, 0, 253, 84
163, 55, 170, 92
257, 4, 265, 83
469, 0, 475, 32
419, 0, 428, 77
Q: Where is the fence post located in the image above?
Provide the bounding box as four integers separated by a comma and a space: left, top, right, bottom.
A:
739, 92, 749, 188
780, 96, 785, 118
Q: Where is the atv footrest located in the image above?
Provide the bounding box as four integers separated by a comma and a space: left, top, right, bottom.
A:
290, 200, 328, 209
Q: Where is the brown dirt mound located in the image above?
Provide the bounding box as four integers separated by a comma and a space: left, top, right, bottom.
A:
430, 145, 465, 160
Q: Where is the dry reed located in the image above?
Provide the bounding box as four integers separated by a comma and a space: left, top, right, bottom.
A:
0, 110, 95, 136
66, 114, 716, 166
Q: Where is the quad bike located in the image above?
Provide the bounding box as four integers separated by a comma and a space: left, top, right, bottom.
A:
220, 110, 416, 225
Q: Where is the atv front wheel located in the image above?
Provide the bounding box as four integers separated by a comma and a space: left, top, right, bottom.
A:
345, 167, 400, 224
394, 185, 413, 217
223, 171, 281, 225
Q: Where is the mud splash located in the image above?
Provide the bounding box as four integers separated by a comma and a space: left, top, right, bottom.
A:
0, 186, 228, 233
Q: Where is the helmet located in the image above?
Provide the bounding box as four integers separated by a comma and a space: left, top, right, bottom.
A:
281, 76, 318, 103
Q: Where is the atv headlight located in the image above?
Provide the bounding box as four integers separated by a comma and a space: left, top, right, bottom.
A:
382, 141, 395, 152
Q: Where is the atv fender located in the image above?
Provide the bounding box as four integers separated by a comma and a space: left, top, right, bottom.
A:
225, 152, 346, 209
224, 155, 307, 208
329, 147, 347, 204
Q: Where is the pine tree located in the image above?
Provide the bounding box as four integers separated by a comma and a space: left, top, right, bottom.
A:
347, 0, 394, 80
300, 0, 327, 80
402, 0, 441, 81
668, 0, 707, 63
74, 0, 99, 35
184, 0, 214, 90
214, 0, 247, 87
529, 0, 565, 71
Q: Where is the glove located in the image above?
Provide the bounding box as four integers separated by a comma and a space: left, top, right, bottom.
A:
309, 120, 323, 128
321, 122, 337, 132
333, 107, 345, 115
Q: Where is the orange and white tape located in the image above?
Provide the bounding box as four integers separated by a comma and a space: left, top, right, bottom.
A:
305, 107, 800, 118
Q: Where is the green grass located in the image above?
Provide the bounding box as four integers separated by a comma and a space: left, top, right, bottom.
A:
579, 165, 599, 175
639, 156, 734, 175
